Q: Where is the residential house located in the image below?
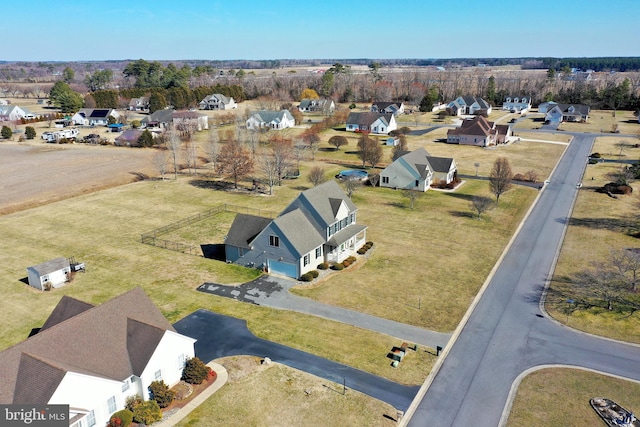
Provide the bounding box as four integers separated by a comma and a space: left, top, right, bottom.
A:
0, 288, 196, 427
225, 180, 367, 278
446, 96, 492, 116
199, 94, 237, 110
72, 108, 120, 126
380, 148, 457, 192
172, 111, 209, 132
502, 96, 531, 113
114, 129, 145, 147
345, 112, 397, 134
128, 96, 150, 112
545, 103, 590, 123
298, 99, 335, 114
0, 105, 34, 121
537, 101, 557, 114
447, 116, 512, 146
141, 109, 175, 130
371, 101, 405, 116
26, 257, 71, 291
246, 110, 295, 131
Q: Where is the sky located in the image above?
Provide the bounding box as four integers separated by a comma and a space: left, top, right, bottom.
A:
4, 0, 639, 62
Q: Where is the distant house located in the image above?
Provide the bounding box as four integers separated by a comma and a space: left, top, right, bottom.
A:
141, 109, 175, 130
447, 116, 512, 146
537, 101, 557, 114
128, 96, 150, 112
199, 94, 237, 110
502, 96, 531, 113
115, 129, 145, 147
298, 99, 335, 114
0, 105, 34, 121
0, 288, 196, 427
446, 96, 492, 116
72, 108, 120, 126
172, 110, 209, 131
545, 103, 590, 123
385, 137, 400, 146
26, 257, 71, 291
246, 110, 295, 131
346, 112, 397, 134
225, 181, 367, 278
380, 148, 457, 192
371, 101, 405, 116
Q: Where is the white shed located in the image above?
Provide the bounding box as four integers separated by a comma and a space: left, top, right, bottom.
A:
26, 257, 71, 290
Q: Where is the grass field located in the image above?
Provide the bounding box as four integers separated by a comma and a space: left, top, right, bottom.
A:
507, 368, 640, 426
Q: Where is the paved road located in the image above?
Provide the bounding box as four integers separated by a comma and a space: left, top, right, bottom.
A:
404, 133, 640, 426
173, 309, 420, 411
198, 275, 451, 350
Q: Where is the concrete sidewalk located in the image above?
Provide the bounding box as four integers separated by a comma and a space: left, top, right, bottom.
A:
154, 362, 228, 427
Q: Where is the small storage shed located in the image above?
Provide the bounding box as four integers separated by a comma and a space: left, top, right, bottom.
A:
26, 257, 71, 290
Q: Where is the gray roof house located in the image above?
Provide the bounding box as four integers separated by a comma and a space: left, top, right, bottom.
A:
502, 96, 531, 113
199, 94, 237, 110
141, 109, 176, 130
446, 96, 492, 116
225, 180, 367, 278
298, 98, 335, 114
128, 96, 150, 112
545, 103, 590, 123
371, 101, 405, 116
346, 112, 397, 134
0, 288, 196, 427
246, 110, 295, 131
26, 257, 71, 290
380, 148, 457, 192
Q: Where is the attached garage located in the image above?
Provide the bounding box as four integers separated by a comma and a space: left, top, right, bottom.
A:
268, 259, 298, 278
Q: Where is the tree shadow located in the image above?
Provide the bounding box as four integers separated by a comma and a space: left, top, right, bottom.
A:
189, 179, 236, 191
567, 217, 639, 235
449, 211, 476, 219
129, 171, 149, 181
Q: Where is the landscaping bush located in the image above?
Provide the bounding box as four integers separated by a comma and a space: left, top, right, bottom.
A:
513, 173, 525, 181
300, 272, 314, 282
310, 270, 319, 278
108, 409, 133, 427
317, 262, 328, 270
590, 152, 602, 158
125, 395, 142, 412
1, 125, 12, 139
347, 256, 356, 263
182, 357, 209, 384
332, 263, 344, 271
357, 248, 366, 254
342, 260, 351, 268
25, 126, 36, 140
149, 380, 175, 408
132, 400, 162, 425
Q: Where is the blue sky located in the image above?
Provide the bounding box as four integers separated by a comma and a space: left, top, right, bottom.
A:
5, 0, 639, 61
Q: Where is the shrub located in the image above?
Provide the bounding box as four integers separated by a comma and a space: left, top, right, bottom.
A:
366, 241, 373, 247
1, 125, 12, 139
347, 256, 356, 263
310, 270, 319, 278
317, 262, 328, 270
590, 152, 602, 158
513, 173, 525, 181
108, 410, 133, 427
149, 380, 175, 408
132, 400, 162, 425
332, 263, 344, 271
300, 272, 314, 282
357, 248, 366, 254
342, 260, 351, 267
125, 395, 142, 412
182, 357, 209, 384
25, 126, 36, 139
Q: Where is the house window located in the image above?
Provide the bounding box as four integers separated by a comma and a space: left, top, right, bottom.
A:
303, 255, 310, 266
382, 176, 389, 184
87, 410, 96, 427
415, 180, 419, 187
107, 396, 116, 413
122, 381, 130, 392
177, 354, 186, 369
154, 370, 162, 381
315, 247, 322, 258
269, 235, 279, 247
238, 247, 245, 256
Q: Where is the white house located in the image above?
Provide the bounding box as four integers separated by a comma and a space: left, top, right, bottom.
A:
371, 101, 405, 116
380, 148, 457, 192
199, 94, 237, 110
0, 288, 196, 427
545, 103, 590, 123
246, 110, 295, 131
446, 96, 492, 116
172, 111, 210, 131
345, 112, 397, 134
26, 257, 71, 290
72, 109, 120, 126
502, 96, 531, 113
298, 99, 335, 114
0, 105, 34, 121
128, 96, 150, 112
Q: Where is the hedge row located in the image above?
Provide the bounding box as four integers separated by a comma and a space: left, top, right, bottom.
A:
300, 270, 320, 282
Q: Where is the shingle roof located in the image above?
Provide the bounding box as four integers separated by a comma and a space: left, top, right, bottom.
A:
28, 257, 69, 276
142, 109, 176, 124
282, 181, 357, 229
40, 295, 93, 332
271, 209, 325, 257
250, 110, 294, 124
346, 112, 392, 127
426, 156, 455, 174
0, 287, 177, 403
448, 116, 496, 137
225, 214, 272, 248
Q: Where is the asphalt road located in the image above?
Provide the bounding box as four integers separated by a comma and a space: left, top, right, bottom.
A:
173, 309, 420, 411
405, 132, 640, 426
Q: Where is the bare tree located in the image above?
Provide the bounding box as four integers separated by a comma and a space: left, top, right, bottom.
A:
271, 139, 294, 186
183, 141, 198, 175
258, 149, 278, 195
205, 130, 219, 173
328, 135, 348, 151
571, 263, 627, 311
615, 140, 628, 156
303, 132, 321, 160
152, 150, 169, 181
166, 129, 182, 180
489, 157, 513, 202
342, 177, 361, 199
611, 248, 640, 292
216, 140, 254, 188
307, 166, 326, 186
358, 135, 383, 168
403, 190, 419, 209
470, 196, 494, 219
245, 130, 260, 160
391, 135, 409, 161
293, 142, 308, 168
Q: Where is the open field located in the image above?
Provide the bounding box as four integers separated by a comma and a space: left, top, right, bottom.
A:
545, 136, 640, 342
507, 367, 640, 426
176, 356, 398, 427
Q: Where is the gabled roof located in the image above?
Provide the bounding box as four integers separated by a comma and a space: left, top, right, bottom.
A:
27, 257, 69, 276
115, 129, 143, 143
448, 116, 496, 137
202, 94, 232, 104
173, 110, 206, 119
142, 108, 176, 124
0, 287, 179, 403
346, 112, 393, 126
554, 103, 591, 116
40, 295, 94, 332
225, 213, 272, 249
249, 110, 294, 123
398, 148, 433, 179
426, 156, 455, 174
372, 101, 402, 110
271, 209, 325, 257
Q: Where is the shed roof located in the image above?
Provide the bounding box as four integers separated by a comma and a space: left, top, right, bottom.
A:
28, 257, 69, 276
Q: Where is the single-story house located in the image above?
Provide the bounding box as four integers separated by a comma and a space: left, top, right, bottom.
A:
502, 96, 531, 113
447, 116, 512, 146
141, 109, 175, 130
172, 111, 209, 132
26, 257, 71, 290
298, 99, 335, 114
0, 288, 196, 427
246, 110, 295, 131
545, 103, 590, 123
371, 101, 405, 116
537, 101, 557, 114
446, 96, 492, 116
225, 180, 367, 278
380, 148, 457, 191
72, 108, 120, 126
346, 112, 397, 134
128, 96, 150, 112
199, 94, 237, 110
0, 105, 34, 121
114, 129, 145, 147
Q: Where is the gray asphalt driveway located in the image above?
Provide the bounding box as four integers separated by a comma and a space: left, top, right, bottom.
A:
174, 309, 420, 411
198, 276, 451, 350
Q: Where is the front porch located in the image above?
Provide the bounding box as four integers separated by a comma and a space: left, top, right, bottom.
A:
325, 225, 367, 264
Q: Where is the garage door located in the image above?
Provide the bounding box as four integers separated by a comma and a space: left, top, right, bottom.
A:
268, 259, 297, 278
